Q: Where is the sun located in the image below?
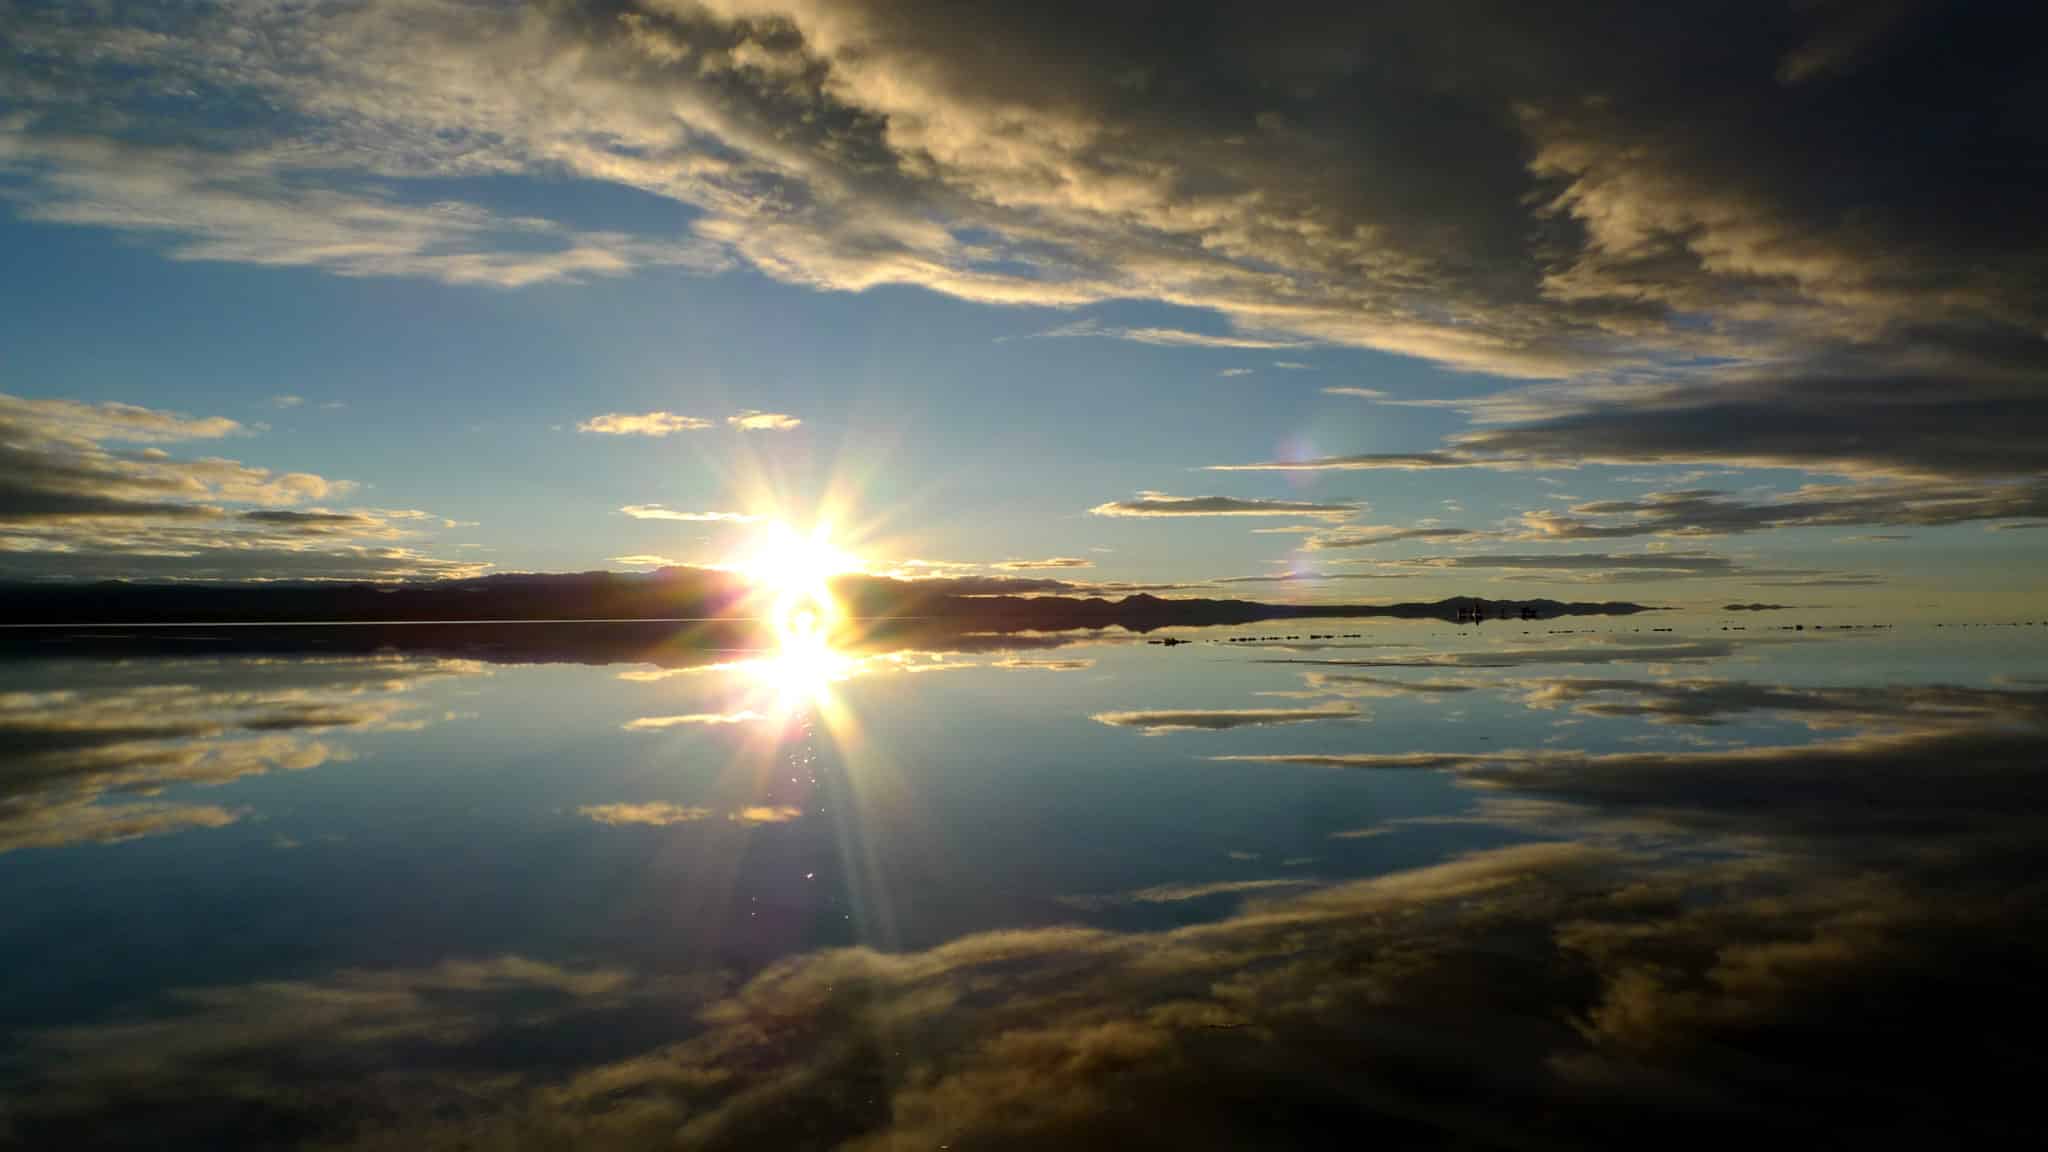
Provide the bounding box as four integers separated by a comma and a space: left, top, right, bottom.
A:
739, 520, 858, 600
736, 521, 861, 698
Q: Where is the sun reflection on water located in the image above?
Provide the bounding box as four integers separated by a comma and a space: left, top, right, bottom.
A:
740, 521, 859, 719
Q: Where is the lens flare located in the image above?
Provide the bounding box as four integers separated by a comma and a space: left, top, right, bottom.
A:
740, 521, 858, 711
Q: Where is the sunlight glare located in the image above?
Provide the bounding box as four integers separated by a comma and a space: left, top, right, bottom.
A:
739, 520, 860, 712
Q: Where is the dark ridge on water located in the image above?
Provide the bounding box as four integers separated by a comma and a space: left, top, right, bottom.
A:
0, 572, 1647, 660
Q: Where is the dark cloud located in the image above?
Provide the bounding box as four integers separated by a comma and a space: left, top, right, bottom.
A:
1206, 451, 1485, 473
237, 509, 382, 530
2, 0, 2043, 504
0, 394, 481, 581
0, 656, 480, 853
1223, 679, 2048, 848
1356, 550, 1882, 585
13, 836, 2043, 1148
1513, 677, 2026, 729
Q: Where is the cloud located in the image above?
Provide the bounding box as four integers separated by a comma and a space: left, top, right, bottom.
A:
726, 410, 802, 431
1091, 704, 1359, 733
1222, 679, 2048, 848
1303, 525, 1495, 549
1215, 751, 1492, 771
1089, 493, 1357, 519
3, 0, 2045, 583
0, 798, 244, 855
1746, 573, 1888, 588
1355, 549, 1878, 585
1322, 386, 1389, 400
16, 772, 2048, 1150
578, 412, 712, 436
1024, 319, 1308, 350
1516, 482, 2048, 540
1260, 636, 1743, 669
577, 800, 800, 827
3, 0, 2044, 514
1292, 672, 1478, 698
1407, 551, 1740, 575
1512, 677, 2025, 730
1219, 368, 1253, 377
0, 393, 480, 581
623, 712, 766, 730
990, 557, 1091, 570
269, 395, 305, 409
1120, 878, 1318, 904
0, 656, 477, 853
1209, 365, 2048, 510
1446, 370, 2048, 482
1209, 571, 1345, 585
579, 803, 713, 826
618, 505, 759, 523
47, 840, 2013, 1148
611, 554, 681, 568
1205, 451, 1494, 473
0, 123, 724, 287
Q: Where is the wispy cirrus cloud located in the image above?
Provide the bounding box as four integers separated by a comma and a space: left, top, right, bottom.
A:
1020, 319, 1309, 350
1302, 525, 1496, 550
623, 712, 767, 730
1090, 492, 1357, 519
618, 505, 759, 523
1091, 704, 1360, 733
0, 124, 726, 288
990, 557, 1091, 571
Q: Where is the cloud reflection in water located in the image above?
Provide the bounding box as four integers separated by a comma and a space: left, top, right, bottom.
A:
2, 624, 2044, 1148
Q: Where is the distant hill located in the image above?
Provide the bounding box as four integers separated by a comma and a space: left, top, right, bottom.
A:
0, 568, 1649, 634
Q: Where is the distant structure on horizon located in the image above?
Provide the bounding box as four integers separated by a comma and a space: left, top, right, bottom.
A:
1454, 599, 1543, 623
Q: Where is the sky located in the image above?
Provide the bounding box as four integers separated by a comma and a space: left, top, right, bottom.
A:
2, 0, 2045, 614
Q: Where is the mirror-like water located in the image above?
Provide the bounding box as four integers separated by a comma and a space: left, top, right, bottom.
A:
3, 616, 2043, 1147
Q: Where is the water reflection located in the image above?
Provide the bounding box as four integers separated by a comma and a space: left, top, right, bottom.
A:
0, 656, 481, 853
1, 621, 2043, 1146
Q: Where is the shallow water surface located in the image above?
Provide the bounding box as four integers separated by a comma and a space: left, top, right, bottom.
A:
2, 616, 2044, 1147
